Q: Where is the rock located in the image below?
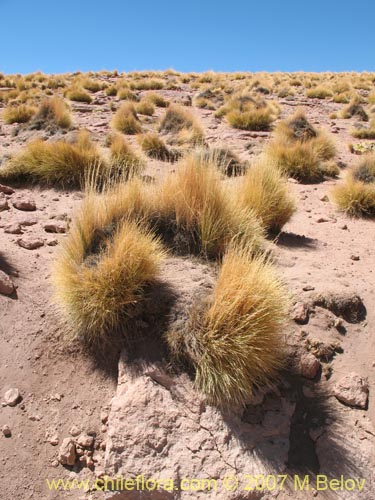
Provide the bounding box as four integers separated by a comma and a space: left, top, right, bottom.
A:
292, 302, 309, 324
48, 434, 60, 446
341, 224, 348, 230
4, 223, 23, 234
316, 217, 329, 223
12, 198, 36, 211
0, 195, 9, 212
312, 292, 366, 323
100, 411, 108, 424
17, 217, 37, 226
2, 425, 11, 437
4, 388, 21, 407
303, 285, 315, 291
0, 270, 15, 296
58, 438, 76, 466
0, 184, 15, 195
350, 254, 360, 261
17, 237, 44, 250
47, 239, 58, 246
300, 353, 321, 379
44, 222, 67, 234
76, 433, 94, 449
320, 194, 329, 202
69, 425, 81, 437
334, 373, 369, 409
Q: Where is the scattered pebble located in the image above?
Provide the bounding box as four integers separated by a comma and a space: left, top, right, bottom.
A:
3, 388, 21, 407
0, 270, 15, 296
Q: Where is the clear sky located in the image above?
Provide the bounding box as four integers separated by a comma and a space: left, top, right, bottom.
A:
1, 0, 374, 74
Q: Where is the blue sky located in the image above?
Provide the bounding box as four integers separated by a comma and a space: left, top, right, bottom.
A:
1, 0, 374, 74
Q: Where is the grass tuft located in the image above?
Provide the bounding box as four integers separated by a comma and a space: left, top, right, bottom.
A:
166, 245, 288, 406
111, 101, 142, 134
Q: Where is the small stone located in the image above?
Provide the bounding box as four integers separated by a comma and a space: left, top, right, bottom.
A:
48, 434, 59, 446
316, 217, 329, 223
44, 222, 67, 234
69, 425, 81, 437
300, 353, 321, 379
58, 438, 76, 466
292, 302, 309, 324
0, 184, 15, 195
2, 425, 11, 437
17, 217, 37, 226
320, 195, 329, 202
303, 285, 315, 292
341, 224, 348, 230
4, 388, 21, 407
4, 223, 23, 234
47, 239, 58, 247
76, 433, 95, 449
334, 373, 369, 409
12, 198, 36, 211
100, 411, 108, 424
350, 254, 360, 261
17, 237, 44, 250
0, 270, 15, 296
0, 195, 9, 212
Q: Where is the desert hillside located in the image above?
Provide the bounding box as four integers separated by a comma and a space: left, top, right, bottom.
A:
0, 70, 374, 500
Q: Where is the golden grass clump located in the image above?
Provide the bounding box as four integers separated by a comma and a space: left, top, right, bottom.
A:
351, 122, 375, 140
159, 104, 204, 145
265, 110, 337, 182
2, 104, 36, 124
117, 87, 138, 101
0, 131, 105, 187
191, 146, 247, 177
81, 78, 102, 93
237, 162, 296, 233
32, 96, 72, 129
135, 99, 155, 116
226, 107, 274, 131
332, 155, 375, 217
144, 92, 168, 107
153, 152, 264, 258
306, 86, 332, 99
111, 101, 142, 134
65, 87, 92, 103
166, 245, 288, 406
53, 213, 164, 347
130, 78, 164, 90
137, 133, 177, 162
109, 134, 144, 180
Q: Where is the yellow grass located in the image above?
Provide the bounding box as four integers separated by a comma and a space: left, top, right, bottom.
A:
166, 245, 289, 406
111, 101, 142, 134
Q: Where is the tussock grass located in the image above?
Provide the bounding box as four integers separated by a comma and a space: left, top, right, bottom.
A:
159, 104, 204, 145
332, 155, 375, 216
144, 92, 168, 107
53, 215, 164, 347
130, 79, 164, 91
117, 87, 138, 101
306, 86, 332, 99
265, 110, 337, 182
111, 101, 142, 134
341, 100, 368, 121
0, 131, 105, 187
109, 134, 144, 180
226, 107, 274, 131
135, 99, 155, 116
153, 152, 264, 258
191, 146, 247, 176
166, 245, 288, 406
237, 162, 295, 233
66, 87, 92, 103
351, 125, 375, 140
31, 97, 72, 129
137, 133, 178, 162
81, 78, 102, 93
2, 104, 36, 124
